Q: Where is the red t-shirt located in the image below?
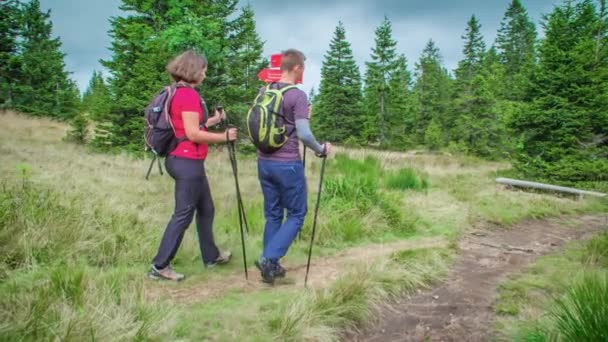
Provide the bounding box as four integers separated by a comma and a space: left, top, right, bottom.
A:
169, 87, 208, 160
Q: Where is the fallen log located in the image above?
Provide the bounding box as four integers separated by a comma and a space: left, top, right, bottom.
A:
496, 177, 607, 198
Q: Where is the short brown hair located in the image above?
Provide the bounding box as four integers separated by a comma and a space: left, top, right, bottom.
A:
280, 49, 306, 72
166, 50, 208, 83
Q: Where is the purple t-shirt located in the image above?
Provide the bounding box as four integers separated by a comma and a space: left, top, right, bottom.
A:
257, 83, 309, 161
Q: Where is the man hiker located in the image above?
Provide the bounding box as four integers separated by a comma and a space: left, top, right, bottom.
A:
253, 49, 332, 283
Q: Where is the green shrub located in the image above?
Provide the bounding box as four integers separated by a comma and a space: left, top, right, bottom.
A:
385, 168, 429, 191
65, 112, 89, 144
447, 140, 469, 155
324, 154, 380, 204
582, 233, 608, 267
314, 155, 420, 245
424, 119, 443, 150
343, 136, 363, 148
551, 273, 608, 341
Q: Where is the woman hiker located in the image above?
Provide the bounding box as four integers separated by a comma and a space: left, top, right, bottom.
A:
149, 50, 236, 281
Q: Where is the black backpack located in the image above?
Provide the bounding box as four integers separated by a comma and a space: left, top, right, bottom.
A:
246, 83, 297, 154
144, 83, 208, 156
143, 84, 206, 179
144, 84, 184, 157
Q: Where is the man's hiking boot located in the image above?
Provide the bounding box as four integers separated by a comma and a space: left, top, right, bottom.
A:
255, 258, 285, 284
274, 262, 286, 278
205, 250, 232, 268
255, 259, 275, 284
148, 264, 185, 281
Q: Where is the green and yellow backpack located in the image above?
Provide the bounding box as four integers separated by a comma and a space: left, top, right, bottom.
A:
247, 83, 297, 154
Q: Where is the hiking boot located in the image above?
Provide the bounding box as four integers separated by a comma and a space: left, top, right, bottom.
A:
255, 258, 276, 284
148, 264, 185, 281
274, 262, 286, 278
205, 250, 232, 268
255, 260, 287, 278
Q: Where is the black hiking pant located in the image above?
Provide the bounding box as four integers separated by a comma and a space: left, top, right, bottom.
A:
152, 156, 220, 269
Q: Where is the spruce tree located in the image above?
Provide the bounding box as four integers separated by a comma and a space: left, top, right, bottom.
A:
82, 70, 111, 120
313, 22, 364, 142
16, 0, 79, 119
0, 0, 22, 109
454, 15, 486, 95
413, 40, 452, 145
385, 55, 415, 147
363, 17, 415, 147
224, 4, 265, 128
495, 0, 537, 100
511, 0, 608, 183
454, 54, 503, 158
452, 15, 505, 157
66, 113, 89, 144
308, 87, 317, 105
80, 70, 113, 150
102, 0, 244, 152
424, 118, 443, 150
452, 17, 508, 158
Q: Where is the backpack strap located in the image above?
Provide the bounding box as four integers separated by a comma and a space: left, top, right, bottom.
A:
168, 82, 207, 138
274, 84, 299, 137
279, 85, 298, 94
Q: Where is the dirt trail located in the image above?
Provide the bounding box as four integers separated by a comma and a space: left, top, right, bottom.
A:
353, 215, 607, 342
145, 236, 448, 304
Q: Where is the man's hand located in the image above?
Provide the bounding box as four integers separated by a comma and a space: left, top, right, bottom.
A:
317, 142, 332, 157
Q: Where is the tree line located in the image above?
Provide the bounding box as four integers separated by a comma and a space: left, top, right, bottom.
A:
0, 0, 606, 187
312, 0, 607, 186
0, 0, 79, 120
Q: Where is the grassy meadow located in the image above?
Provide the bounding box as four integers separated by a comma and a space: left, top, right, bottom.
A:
1, 111, 606, 341
493, 231, 608, 341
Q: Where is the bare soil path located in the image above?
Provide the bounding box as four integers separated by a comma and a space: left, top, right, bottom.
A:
145, 236, 449, 304
352, 215, 607, 342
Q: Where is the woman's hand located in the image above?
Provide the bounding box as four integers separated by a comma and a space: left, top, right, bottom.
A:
225, 127, 237, 142
215, 108, 226, 122
205, 108, 225, 127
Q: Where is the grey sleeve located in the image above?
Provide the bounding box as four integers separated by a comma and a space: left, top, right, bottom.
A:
295, 119, 325, 155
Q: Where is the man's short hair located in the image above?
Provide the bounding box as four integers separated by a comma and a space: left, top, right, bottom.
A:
280, 49, 306, 72
166, 50, 208, 83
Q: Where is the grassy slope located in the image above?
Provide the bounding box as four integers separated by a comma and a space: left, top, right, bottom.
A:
493, 229, 608, 341
1, 111, 606, 341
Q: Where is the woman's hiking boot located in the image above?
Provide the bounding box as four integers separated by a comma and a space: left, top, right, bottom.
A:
148, 264, 185, 281
204, 250, 232, 268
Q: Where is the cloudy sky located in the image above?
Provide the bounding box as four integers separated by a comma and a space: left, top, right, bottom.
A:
40, 0, 558, 94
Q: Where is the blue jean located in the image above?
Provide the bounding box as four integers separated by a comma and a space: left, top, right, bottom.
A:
258, 159, 307, 260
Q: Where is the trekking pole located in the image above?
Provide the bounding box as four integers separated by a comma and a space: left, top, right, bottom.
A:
226, 134, 251, 235
223, 119, 249, 280
223, 122, 250, 235
227, 139, 249, 280
157, 155, 164, 176
304, 155, 327, 288
145, 154, 157, 180
297, 146, 308, 241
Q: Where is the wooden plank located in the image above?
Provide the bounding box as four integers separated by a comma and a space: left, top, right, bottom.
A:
496, 177, 607, 198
